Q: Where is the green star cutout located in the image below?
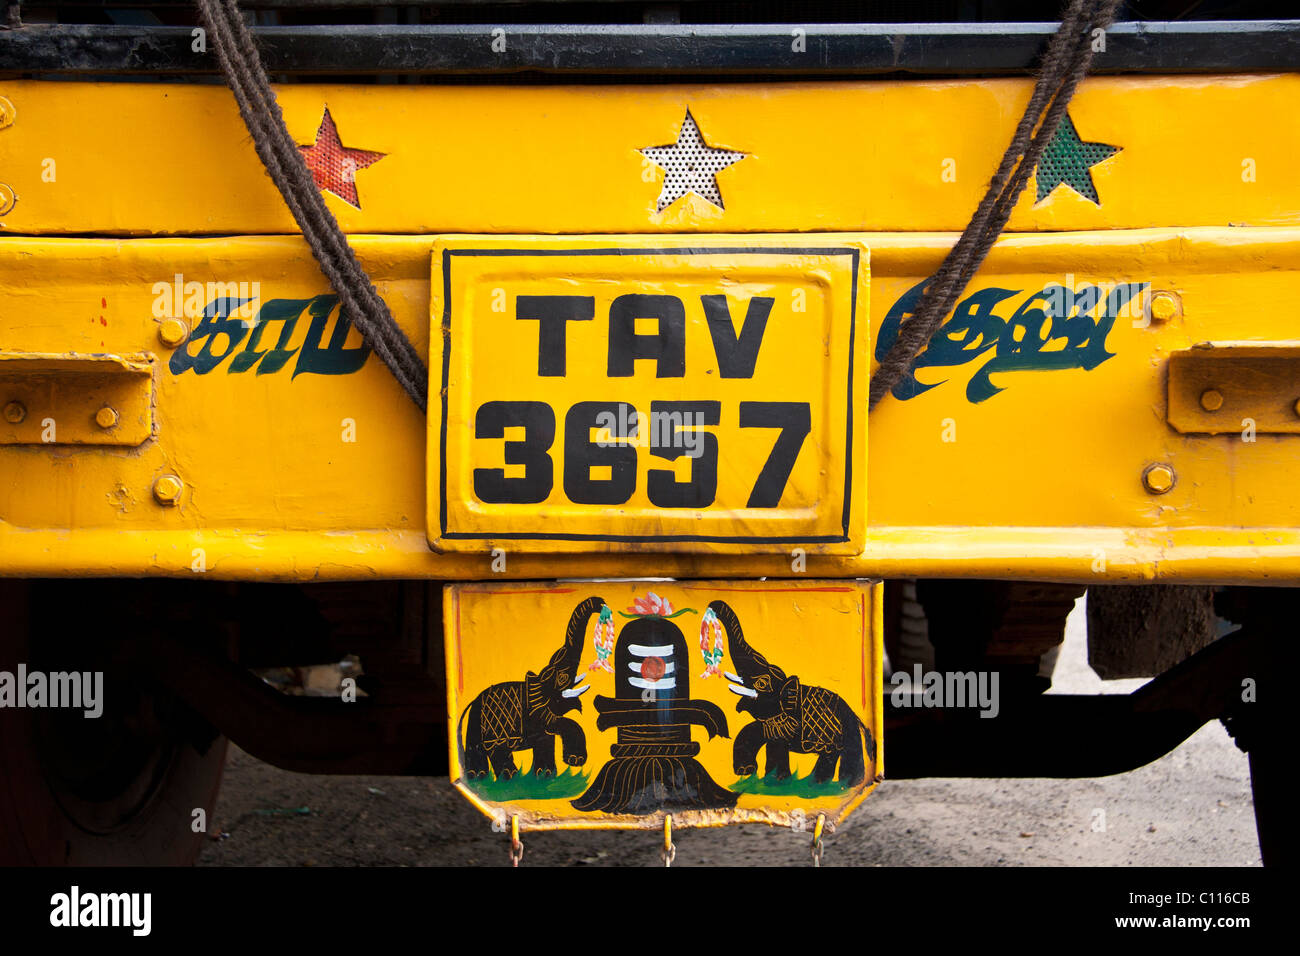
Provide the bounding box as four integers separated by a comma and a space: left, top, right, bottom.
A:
1035, 114, 1120, 205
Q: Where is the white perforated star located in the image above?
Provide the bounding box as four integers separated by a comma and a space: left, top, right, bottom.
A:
640, 109, 747, 213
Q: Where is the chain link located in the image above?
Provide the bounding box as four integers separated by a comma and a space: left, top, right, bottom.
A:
811, 812, 826, 867
509, 814, 524, 867
661, 814, 675, 867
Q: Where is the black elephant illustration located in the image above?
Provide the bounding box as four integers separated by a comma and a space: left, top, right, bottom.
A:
458, 595, 604, 781
710, 600, 877, 786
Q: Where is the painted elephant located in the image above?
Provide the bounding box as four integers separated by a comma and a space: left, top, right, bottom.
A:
710, 600, 877, 786
458, 595, 604, 780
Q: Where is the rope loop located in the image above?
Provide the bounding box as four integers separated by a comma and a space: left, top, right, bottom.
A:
195, 0, 428, 411
868, 0, 1123, 412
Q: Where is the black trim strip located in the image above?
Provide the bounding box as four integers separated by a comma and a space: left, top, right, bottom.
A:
1, 21, 1298, 76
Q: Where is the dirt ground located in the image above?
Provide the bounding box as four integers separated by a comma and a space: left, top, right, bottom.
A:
197, 599, 1260, 867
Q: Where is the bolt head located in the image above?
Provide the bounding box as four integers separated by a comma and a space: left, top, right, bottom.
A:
94, 405, 118, 429
153, 474, 184, 505
1142, 463, 1176, 495
3, 400, 26, 424
158, 318, 189, 348
1293, 398, 1300, 420
1149, 292, 1180, 323
0, 183, 15, 217
1199, 389, 1224, 412
0, 96, 14, 131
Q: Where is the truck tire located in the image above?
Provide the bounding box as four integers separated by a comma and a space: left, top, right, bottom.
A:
0, 581, 227, 866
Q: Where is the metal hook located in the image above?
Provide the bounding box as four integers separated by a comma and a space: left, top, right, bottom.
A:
661, 814, 677, 867
509, 814, 524, 867
811, 813, 826, 867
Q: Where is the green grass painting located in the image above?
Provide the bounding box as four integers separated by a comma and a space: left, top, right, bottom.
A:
731, 768, 852, 798
463, 764, 591, 801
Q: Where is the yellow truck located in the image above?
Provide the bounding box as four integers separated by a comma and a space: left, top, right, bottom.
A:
0, 0, 1291, 864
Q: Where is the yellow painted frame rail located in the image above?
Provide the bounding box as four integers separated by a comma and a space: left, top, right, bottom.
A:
2, 77, 1300, 584
1, 228, 1298, 584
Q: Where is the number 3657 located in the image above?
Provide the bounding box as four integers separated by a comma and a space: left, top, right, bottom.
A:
472, 400, 810, 509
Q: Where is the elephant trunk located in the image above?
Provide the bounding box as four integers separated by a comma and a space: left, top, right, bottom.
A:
708, 599, 756, 672
546, 594, 606, 676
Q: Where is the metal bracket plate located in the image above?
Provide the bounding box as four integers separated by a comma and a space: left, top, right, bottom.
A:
1167, 345, 1300, 435
0, 352, 155, 446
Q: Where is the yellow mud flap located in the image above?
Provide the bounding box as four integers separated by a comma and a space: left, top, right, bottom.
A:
444, 579, 882, 831
428, 234, 869, 554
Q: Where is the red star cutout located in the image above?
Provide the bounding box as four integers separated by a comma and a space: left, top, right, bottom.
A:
298, 107, 385, 209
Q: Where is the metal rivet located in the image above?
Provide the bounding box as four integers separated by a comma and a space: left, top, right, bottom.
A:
158, 317, 189, 348
1142, 463, 1176, 496
94, 405, 119, 429
0, 96, 14, 131
1149, 291, 1180, 323
3, 400, 26, 424
153, 474, 184, 506
1199, 389, 1224, 412
1294, 398, 1300, 419
0, 183, 15, 217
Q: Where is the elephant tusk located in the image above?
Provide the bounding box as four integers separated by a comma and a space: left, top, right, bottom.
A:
571, 674, 588, 688
727, 683, 758, 698
724, 671, 743, 684
562, 684, 591, 698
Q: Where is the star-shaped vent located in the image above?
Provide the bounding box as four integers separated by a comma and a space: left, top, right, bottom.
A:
1035, 114, 1120, 205
298, 107, 385, 209
640, 109, 747, 213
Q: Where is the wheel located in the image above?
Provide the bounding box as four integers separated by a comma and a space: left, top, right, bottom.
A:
1216, 588, 1296, 866
1227, 631, 1293, 867
913, 580, 1082, 697
0, 581, 227, 865
1224, 680, 1291, 866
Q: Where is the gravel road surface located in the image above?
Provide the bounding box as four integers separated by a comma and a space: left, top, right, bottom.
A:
197, 598, 1260, 867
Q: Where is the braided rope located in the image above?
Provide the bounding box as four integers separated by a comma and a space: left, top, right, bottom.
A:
196, 0, 428, 411
868, 0, 1123, 411
197, 0, 1119, 418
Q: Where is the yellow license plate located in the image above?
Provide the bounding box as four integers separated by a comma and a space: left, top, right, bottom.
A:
444, 579, 882, 830
428, 234, 869, 553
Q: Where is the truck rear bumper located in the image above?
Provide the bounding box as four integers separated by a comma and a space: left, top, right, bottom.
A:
2, 228, 1299, 584
2, 77, 1299, 584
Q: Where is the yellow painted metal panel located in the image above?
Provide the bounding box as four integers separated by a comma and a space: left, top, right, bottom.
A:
1, 76, 1298, 235
429, 234, 868, 553
444, 579, 881, 830
2, 228, 1300, 582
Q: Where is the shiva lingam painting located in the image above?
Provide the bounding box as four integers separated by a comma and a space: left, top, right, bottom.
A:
446, 580, 881, 831
571, 593, 736, 814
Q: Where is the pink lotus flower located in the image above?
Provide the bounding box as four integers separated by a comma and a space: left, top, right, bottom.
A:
627, 591, 673, 617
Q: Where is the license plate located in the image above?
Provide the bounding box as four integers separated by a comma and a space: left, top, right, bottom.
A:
444, 579, 882, 830
428, 235, 869, 553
